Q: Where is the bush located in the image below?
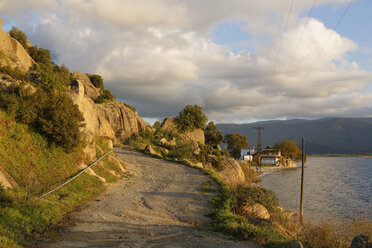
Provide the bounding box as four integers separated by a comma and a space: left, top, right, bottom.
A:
231, 186, 279, 212
0, 186, 12, 207
89, 74, 103, 89
9, 27, 29, 49
0, 87, 85, 151
27, 46, 52, 65
205, 121, 223, 147
176, 105, 208, 131
30, 63, 72, 89
35, 90, 85, 151
167, 140, 193, 160
95, 89, 115, 103
0, 66, 26, 81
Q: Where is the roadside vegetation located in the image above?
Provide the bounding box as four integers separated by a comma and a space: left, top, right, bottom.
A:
124, 105, 372, 247
0, 26, 128, 248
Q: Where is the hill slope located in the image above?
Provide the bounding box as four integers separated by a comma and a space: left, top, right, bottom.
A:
217, 118, 372, 154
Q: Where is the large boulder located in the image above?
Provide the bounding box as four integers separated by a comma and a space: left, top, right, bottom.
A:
350, 235, 372, 248
162, 117, 205, 145
218, 158, 245, 186
68, 78, 151, 160
97, 101, 151, 142
0, 166, 18, 189
280, 157, 297, 167
234, 201, 270, 220
0, 28, 34, 72
145, 145, 162, 157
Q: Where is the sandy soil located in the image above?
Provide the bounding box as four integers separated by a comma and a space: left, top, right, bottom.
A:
39, 149, 259, 248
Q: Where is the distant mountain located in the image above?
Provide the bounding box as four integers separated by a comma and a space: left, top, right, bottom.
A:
217, 118, 372, 154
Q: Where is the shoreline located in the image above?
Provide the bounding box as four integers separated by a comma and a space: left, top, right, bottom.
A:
253, 165, 298, 178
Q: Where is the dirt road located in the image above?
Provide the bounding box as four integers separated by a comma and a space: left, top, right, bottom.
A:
40, 149, 258, 248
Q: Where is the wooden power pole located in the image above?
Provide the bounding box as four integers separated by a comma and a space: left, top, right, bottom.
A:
300, 138, 305, 224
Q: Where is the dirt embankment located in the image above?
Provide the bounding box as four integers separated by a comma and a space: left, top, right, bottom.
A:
39, 149, 259, 248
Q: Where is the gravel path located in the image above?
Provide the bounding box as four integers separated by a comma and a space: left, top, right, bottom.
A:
40, 149, 259, 248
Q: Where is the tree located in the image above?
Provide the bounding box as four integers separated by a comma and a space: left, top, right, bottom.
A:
28, 46, 52, 65
274, 140, 301, 161
89, 74, 104, 89
205, 121, 223, 147
35, 90, 85, 151
225, 133, 248, 159
176, 105, 208, 131
9, 26, 29, 49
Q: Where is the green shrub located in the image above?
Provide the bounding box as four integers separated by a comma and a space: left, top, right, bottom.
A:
88, 74, 103, 89
176, 105, 208, 131
35, 90, 85, 151
231, 186, 279, 212
205, 121, 223, 147
0, 186, 12, 207
167, 140, 193, 160
28, 46, 52, 65
0, 87, 85, 151
95, 89, 115, 103
123, 102, 136, 112
30, 63, 72, 90
9, 27, 29, 49
0, 66, 26, 81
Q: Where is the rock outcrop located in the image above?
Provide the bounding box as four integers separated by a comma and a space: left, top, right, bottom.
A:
97, 101, 150, 141
0, 26, 34, 72
0, 165, 18, 189
280, 157, 297, 167
145, 144, 162, 157
162, 117, 205, 145
218, 158, 245, 186
72, 72, 100, 100
0, 73, 36, 94
68, 74, 151, 160
234, 200, 270, 220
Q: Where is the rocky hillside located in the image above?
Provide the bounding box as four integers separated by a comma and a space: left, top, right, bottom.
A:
68, 72, 151, 160
0, 25, 34, 72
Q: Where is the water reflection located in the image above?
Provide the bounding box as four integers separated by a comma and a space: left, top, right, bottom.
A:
261, 157, 372, 223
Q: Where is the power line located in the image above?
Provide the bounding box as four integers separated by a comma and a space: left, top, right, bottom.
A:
285, 0, 317, 75
270, 0, 295, 82
303, 0, 355, 78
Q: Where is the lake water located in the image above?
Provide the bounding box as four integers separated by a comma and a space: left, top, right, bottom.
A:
261, 157, 372, 223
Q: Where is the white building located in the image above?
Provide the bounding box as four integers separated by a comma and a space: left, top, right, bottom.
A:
240, 148, 255, 162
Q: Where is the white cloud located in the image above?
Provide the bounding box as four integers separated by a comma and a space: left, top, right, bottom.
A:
0, 0, 371, 122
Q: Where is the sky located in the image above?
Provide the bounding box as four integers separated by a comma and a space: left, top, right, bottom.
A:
0, 0, 371, 124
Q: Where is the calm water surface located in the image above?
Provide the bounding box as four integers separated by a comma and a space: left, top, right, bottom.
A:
261, 157, 372, 223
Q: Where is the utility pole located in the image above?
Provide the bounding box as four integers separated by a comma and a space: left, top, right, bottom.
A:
253, 127, 264, 172
253, 127, 264, 153
300, 138, 305, 224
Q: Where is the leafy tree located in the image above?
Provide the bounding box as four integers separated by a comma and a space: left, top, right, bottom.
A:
176, 105, 208, 131
28, 46, 52, 65
9, 26, 29, 49
225, 133, 248, 159
274, 140, 301, 161
204, 121, 223, 147
89, 74, 104, 89
36, 90, 85, 151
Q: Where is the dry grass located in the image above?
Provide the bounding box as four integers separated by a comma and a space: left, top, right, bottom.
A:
301, 218, 372, 248
239, 162, 262, 185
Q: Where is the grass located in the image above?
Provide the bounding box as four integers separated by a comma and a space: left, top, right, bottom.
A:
0, 110, 125, 247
